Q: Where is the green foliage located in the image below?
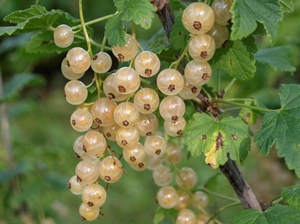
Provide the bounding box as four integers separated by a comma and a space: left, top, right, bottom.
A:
254, 46, 296, 72
282, 183, 300, 207
212, 36, 257, 80
105, 0, 155, 46
169, 15, 189, 50
231, 204, 300, 224
184, 113, 252, 168
0, 5, 89, 53
279, 0, 294, 13
154, 207, 178, 224
230, 0, 283, 43
0, 73, 45, 103
239, 100, 259, 125
255, 85, 300, 177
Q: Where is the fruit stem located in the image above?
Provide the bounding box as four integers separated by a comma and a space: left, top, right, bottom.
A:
94, 73, 102, 99
197, 187, 240, 202
169, 43, 189, 70
207, 201, 242, 223
213, 99, 274, 113
79, 0, 92, 55
72, 13, 116, 30
100, 36, 107, 52
224, 78, 236, 93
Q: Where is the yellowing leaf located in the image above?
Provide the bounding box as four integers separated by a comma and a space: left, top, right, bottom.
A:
184, 113, 252, 168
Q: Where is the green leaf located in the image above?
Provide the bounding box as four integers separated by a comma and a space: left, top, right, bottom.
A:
146, 28, 170, 54
254, 84, 300, 177
154, 207, 178, 224
170, 15, 190, 50
0, 6, 80, 36
4, 5, 47, 23
230, 0, 283, 43
231, 204, 300, 224
105, 13, 127, 46
184, 113, 252, 169
213, 36, 257, 80
106, 0, 155, 46
281, 183, 300, 207
119, 0, 155, 29
0, 73, 45, 103
254, 46, 296, 72
279, 0, 294, 13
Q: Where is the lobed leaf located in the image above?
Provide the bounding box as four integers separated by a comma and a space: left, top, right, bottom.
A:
254, 46, 296, 72
231, 204, 300, 224
281, 183, 300, 207
107, 0, 155, 46
4, 5, 48, 23
279, 0, 294, 13
213, 36, 257, 80
230, 0, 283, 43
254, 84, 300, 177
184, 113, 252, 169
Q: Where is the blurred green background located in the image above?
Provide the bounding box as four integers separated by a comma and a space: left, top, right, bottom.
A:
0, 0, 300, 224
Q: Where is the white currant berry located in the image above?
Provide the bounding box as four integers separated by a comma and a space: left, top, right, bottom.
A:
134, 113, 159, 137
82, 183, 107, 208
159, 95, 186, 121
179, 75, 201, 100
103, 74, 131, 101
182, 2, 215, 35
61, 58, 84, 80
144, 135, 167, 157
184, 60, 212, 87
174, 190, 191, 210
152, 165, 173, 187
91, 98, 117, 127
66, 47, 91, 74
134, 51, 161, 77
211, 0, 233, 25
164, 116, 186, 137
114, 102, 140, 128
64, 80, 87, 105
112, 34, 139, 62
157, 69, 184, 95
116, 126, 140, 150
207, 23, 229, 49
91, 52, 112, 73
67, 175, 87, 195
70, 108, 93, 132
122, 142, 146, 165
157, 186, 179, 209
75, 159, 99, 184
176, 208, 196, 224
192, 191, 209, 210
134, 88, 160, 114
53, 24, 74, 48
129, 154, 149, 171
79, 202, 99, 221
176, 167, 198, 189
113, 67, 141, 94
73, 135, 93, 160
188, 34, 215, 62
98, 156, 123, 183
102, 123, 120, 141
82, 131, 107, 157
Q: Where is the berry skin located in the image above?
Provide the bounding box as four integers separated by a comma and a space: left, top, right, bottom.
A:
114, 102, 140, 128
79, 203, 99, 221
61, 58, 84, 80
182, 2, 215, 35
134, 51, 161, 77
75, 159, 99, 185
211, 0, 233, 25
176, 208, 196, 224
91, 98, 117, 127
113, 67, 141, 95
66, 47, 91, 74
159, 95, 186, 122
82, 183, 107, 208
184, 60, 212, 87
188, 34, 215, 62
157, 69, 184, 95
157, 186, 179, 209
207, 23, 229, 49
98, 156, 123, 183
70, 108, 93, 132
134, 88, 160, 114
64, 80, 87, 105
53, 24, 74, 48
112, 34, 139, 62
91, 52, 112, 73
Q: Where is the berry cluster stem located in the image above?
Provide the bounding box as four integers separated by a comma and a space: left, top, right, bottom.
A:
79, 0, 92, 55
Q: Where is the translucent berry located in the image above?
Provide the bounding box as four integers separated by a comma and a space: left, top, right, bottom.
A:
157, 186, 179, 209
159, 95, 186, 121
75, 159, 99, 184
184, 60, 212, 87
112, 34, 139, 62
134, 88, 160, 114
207, 23, 229, 49
113, 67, 141, 94
70, 108, 93, 132
103, 74, 131, 101
176, 208, 196, 224
82, 131, 107, 157
144, 135, 167, 157
98, 156, 123, 183
53, 24, 74, 48
91, 98, 117, 127
152, 165, 173, 187
134, 51, 161, 77
61, 58, 84, 80
79, 203, 99, 221
64, 80, 87, 105
134, 113, 159, 137
66, 47, 91, 74
164, 116, 186, 137
157, 69, 184, 95
114, 102, 140, 128
182, 2, 215, 35
91, 52, 112, 73
211, 0, 233, 25
188, 34, 215, 62
116, 126, 140, 150
67, 175, 87, 195
175, 167, 198, 189
82, 183, 107, 208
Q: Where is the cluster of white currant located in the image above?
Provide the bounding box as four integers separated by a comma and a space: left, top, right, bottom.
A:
51, 0, 232, 222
